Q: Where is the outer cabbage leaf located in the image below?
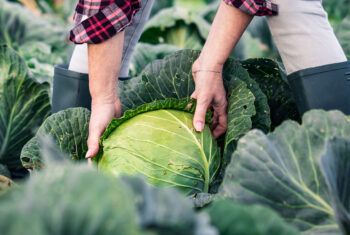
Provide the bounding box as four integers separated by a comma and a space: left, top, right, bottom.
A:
121, 176, 217, 235
98, 98, 220, 195
241, 58, 300, 128
206, 199, 299, 235
130, 43, 180, 77
0, 0, 67, 83
20, 108, 90, 171
321, 138, 350, 235
0, 45, 51, 172
223, 57, 270, 133
140, 7, 210, 49
0, 161, 140, 235
219, 110, 350, 233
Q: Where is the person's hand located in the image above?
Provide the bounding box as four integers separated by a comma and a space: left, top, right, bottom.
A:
191, 59, 228, 138
85, 97, 121, 165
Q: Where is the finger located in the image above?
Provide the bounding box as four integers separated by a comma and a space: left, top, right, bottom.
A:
211, 111, 219, 131
212, 109, 228, 138
115, 99, 122, 118
193, 95, 211, 132
88, 158, 92, 167
86, 125, 103, 159
190, 90, 197, 99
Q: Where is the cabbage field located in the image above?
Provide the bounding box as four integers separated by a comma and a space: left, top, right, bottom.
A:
0, 0, 350, 234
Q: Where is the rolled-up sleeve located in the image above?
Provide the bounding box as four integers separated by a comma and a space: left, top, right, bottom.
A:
70, 0, 141, 44
223, 0, 278, 16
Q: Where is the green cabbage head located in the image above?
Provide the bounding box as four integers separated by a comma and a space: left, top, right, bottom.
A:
97, 99, 220, 195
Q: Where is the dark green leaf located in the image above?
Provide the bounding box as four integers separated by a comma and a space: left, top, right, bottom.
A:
20, 107, 90, 171
206, 199, 299, 235
0, 161, 140, 234
321, 138, 350, 235
219, 110, 350, 233
121, 176, 217, 235
0, 45, 51, 172
241, 58, 300, 128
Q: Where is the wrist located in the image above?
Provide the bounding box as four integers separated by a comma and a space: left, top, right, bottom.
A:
91, 91, 118, 105
196, 55, 224, 71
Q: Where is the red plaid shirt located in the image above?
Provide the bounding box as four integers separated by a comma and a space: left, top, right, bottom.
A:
224, 0, 278, 16
70, 0, 278, 44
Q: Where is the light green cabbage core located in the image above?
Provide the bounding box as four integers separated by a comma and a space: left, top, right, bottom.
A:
98, 109, 220, 195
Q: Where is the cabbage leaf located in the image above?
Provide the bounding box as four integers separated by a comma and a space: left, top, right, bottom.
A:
0, 45, 51, 172
219, 110, 350, 233
321, 138, 350, 235
21, 108, 90, 171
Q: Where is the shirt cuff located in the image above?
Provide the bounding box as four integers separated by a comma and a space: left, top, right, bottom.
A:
223, 0, 278, 16
70, 0, 141, 44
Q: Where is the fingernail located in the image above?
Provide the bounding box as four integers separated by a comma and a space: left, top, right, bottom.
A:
85, 150, 92, 159
194, 121, 204, 132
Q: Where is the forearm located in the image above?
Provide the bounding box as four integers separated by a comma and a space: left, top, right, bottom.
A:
88, 32, 125, 103
199, 2, 253, 70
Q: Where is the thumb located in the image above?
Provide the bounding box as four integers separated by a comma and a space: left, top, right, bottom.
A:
86, 131, 101, 159
193, 96, 210, 132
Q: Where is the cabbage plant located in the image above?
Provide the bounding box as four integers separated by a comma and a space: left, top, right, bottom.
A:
0, 45, 51, 174
6, 139, 217, 235
0, 0, 67, 83
97, 99, 220, 194
140, 7, 211, 50
219, 110, 350, 234
21, 50, 271, 195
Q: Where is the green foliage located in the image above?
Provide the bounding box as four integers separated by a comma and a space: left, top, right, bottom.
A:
206, 199, 299, 235
96, 50, 270, 194
130, 43, 180, 77
219, 110, 350, 233
0, 45, 51, 172
241, 58, 300, 129
0, 0, 67, 83
0, 161, 141, 235
6, 137, 217, 235
336, 15, 350, 58
321, 138, 350, 235
322, 0, 350, 23
140, 7, 210, 50
121, 176, 217, 235
20, 108, 90, 171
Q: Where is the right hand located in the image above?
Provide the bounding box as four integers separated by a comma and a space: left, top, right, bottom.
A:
85, 97, 121, 165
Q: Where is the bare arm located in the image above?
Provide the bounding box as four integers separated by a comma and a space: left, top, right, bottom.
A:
85, 32, 125, 160
192, 2, 253, 137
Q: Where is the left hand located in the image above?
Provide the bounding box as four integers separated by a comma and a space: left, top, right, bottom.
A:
191, 59, 228, 138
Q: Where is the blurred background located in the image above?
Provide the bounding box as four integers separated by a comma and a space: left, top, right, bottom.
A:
0, 0, 349, 84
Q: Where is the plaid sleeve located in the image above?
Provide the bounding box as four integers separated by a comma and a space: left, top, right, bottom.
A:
70, 0, 141, 44
223, 0, 278, 16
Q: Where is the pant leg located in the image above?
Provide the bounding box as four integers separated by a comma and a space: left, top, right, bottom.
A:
68, 0, 154, 76
266, 0, 347, 75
